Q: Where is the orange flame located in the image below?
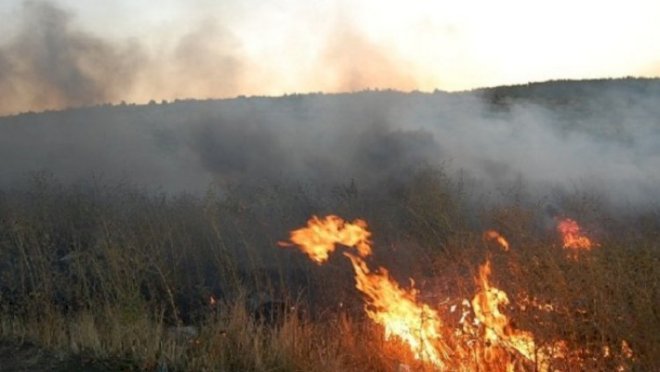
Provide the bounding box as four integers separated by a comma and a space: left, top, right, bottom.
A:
483, 230, 510, 251
281, 215, 630, 370
282, 215, 448, 367
345, 252, 450, 367
279, 215, 372, 263
471, 259, 536, 365
556, 218, 597, 258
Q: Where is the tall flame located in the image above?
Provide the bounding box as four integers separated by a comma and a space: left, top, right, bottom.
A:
345, 252, 449, 367
282, 215, 448, 367
471, 259, 536, 365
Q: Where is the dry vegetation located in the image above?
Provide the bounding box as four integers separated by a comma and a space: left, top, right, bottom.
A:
0, 170, 658, 371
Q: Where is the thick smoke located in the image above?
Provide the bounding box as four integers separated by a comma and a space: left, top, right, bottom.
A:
1, 82, 659, 212
0, 1, 144, 114
0, 1, 430, 116
0, 1, 247, 115
0, 2, 659, 212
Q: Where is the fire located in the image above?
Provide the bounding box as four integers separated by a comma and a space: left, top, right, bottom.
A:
281, 215, 632, 370
344, 252, 449, 366
484, 230, 510, 251
556, 218, 597, 257
279, 215, 372, 263
471, 259, 536, 365
282, 215, 448, 367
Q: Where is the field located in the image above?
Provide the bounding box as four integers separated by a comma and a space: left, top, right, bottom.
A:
1, 0, 658, 368
0, 168, 657, 371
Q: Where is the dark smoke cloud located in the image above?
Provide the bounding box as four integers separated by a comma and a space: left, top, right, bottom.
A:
0, 3, 658, 213
0, 1, 432, 116
0, 1, 249, 116
193, 115, 288, 181
1, 81, 658, 213
0, 1, 144, 114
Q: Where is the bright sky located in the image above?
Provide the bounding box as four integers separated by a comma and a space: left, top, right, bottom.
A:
1, 0, 660, 108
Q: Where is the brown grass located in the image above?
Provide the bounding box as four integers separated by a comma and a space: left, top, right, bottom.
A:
0, 170, 658, 370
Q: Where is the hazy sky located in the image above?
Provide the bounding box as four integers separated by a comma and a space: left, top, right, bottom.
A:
1, 0, 659, 113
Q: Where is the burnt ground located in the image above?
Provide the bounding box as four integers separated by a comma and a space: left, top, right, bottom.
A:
0, 340, 135, 372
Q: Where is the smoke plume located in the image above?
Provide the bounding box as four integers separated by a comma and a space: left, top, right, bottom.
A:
0, 1, 143, 114
1, 80, 659, 212
0, 2, 659, 213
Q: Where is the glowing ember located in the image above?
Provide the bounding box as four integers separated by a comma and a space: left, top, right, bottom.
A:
556, 218, 597, 257
483, 230, 510, 251
516, 294, 556, 313
621, 340, 633, 359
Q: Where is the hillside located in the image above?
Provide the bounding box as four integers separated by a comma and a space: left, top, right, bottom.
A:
1, 78, 659, 207
0, 78, 658, 370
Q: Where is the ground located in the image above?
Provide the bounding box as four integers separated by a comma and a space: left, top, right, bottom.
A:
0, 340, 123, 372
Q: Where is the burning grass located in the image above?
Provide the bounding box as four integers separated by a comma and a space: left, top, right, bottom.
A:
0, 171, 658, 370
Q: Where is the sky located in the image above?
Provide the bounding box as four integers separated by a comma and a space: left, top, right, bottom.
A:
1, 0, 659, 114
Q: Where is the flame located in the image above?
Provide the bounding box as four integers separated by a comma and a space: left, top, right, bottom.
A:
471, 259, 536, 364
556, 218, 597, 258
282, 215, 632, 370
621, 340, 633, 359
282, 215, 448, 367
345, 252, 450, 367
484, 230, 510, 251
279, 215, 372, 263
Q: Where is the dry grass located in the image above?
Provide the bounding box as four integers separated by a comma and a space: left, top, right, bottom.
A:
0, 171, 658, 370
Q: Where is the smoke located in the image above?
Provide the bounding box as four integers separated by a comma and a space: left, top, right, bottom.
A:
0, 2, 659, 213
319, 23, 418, 92
0, 1, 429, 116
1, 81, 659, 213
150, 19, 246, 100
0, 1, 249, 115
193, 114, 289, 182
0, 1, 144, 114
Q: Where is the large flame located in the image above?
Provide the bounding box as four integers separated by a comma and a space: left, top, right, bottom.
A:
281, 216, 631, 370
471, 259, 536, 366
282, 215, 448, 367
344, 252, 449, 367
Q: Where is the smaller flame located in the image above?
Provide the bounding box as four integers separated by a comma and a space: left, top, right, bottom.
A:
621, 340, 633, 359
556, 218, 597, 258
483, 230, 510, 251
279, 215, 372, 263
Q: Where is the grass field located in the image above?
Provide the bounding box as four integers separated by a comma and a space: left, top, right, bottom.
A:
0, 169, 658, 371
